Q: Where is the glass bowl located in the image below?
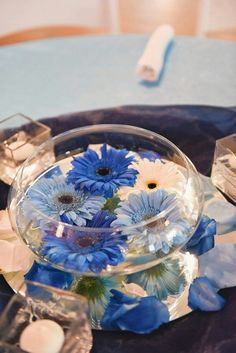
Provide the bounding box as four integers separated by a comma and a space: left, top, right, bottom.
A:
8, 124, 204, 329
9, 125, 203, 275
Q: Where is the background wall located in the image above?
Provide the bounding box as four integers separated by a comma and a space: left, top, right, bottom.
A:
0, 0, 110, 36
0, 0, 235, 37
207, 0, 236, 31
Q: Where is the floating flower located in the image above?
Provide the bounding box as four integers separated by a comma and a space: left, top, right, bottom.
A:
72, 275, 124, 326
101, 289, 169, 333
41, 211, 127, 274
102, 195, 121, 213
118, 158, 184, 200
188, 277, 225, 311
26, 175, 105, 226
185, 215, 216, 256
181, 177, 199, 221
67, 144, 138, 198
128, 259, 186, 300
113, 190, 189, 255
25, 261, 75, 290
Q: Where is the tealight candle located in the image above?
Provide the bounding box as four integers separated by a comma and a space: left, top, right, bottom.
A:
19, 319, 65, 353
5, 141, 35, 162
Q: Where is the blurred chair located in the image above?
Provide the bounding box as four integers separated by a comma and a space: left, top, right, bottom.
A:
206, 28, 236, 41
109, 0, 236, 40
117, 0, 200, 35
0, 25, 107, 46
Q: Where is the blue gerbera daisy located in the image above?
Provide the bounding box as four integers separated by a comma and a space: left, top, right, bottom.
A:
41, 211, 127, 274
26, 175, 105, 226
112, 190, 190, 255
67, 144, 138, 198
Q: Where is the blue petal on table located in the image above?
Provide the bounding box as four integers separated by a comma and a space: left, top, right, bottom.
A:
199, 243, 236, 289
188, 277, 225, 311
204, 198, 236, 234
101, 289, 169, 334
184, 216, 216, 256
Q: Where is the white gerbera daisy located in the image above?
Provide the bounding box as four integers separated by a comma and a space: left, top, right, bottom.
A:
118, 158, 184, 200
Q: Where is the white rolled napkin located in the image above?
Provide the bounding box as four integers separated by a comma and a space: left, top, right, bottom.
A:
136, 24, 174, 82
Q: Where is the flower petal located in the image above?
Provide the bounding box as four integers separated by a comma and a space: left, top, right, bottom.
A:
188, 277, 225, 311
101, 289, 169, 333
25, 261, 75, 289
185, 216, 216, 256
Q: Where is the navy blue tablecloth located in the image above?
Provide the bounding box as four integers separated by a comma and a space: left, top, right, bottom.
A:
1, 105, 236, 353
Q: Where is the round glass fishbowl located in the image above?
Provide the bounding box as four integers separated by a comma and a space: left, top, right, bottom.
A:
8, 124, 204, 330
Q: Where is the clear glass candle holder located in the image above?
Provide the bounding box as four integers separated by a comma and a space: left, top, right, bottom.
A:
211, 133, 236, 203
0, 114, 53, 185
0, 342, 25, 353
0, 281, 92, 353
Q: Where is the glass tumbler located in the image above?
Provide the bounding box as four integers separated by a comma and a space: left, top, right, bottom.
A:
0, 281, 92, 353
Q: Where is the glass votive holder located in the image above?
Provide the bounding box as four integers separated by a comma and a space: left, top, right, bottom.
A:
0, 342, 26, 353
0, 114, 54, 185
211, 133, 236, 203
0, 292, 12, 315
0, 281, 93, 353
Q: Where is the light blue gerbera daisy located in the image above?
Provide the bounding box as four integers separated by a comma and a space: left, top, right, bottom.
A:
41, 211, 127, 274
67, 144, 138, 198
27, 175, 105, 226
72, 275, 125, 328
112, 190, 190, 255
127, 259, 186, 301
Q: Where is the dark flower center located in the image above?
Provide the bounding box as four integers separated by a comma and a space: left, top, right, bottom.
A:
58, 194, 74, 204
148, 182, 157, 189
76, 236, 99, 248
96, 167, 111, 176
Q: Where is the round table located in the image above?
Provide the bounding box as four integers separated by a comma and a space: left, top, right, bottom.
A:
1, 104, 236, 353
0, 34, 235, 120
0, 35, 236, 353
